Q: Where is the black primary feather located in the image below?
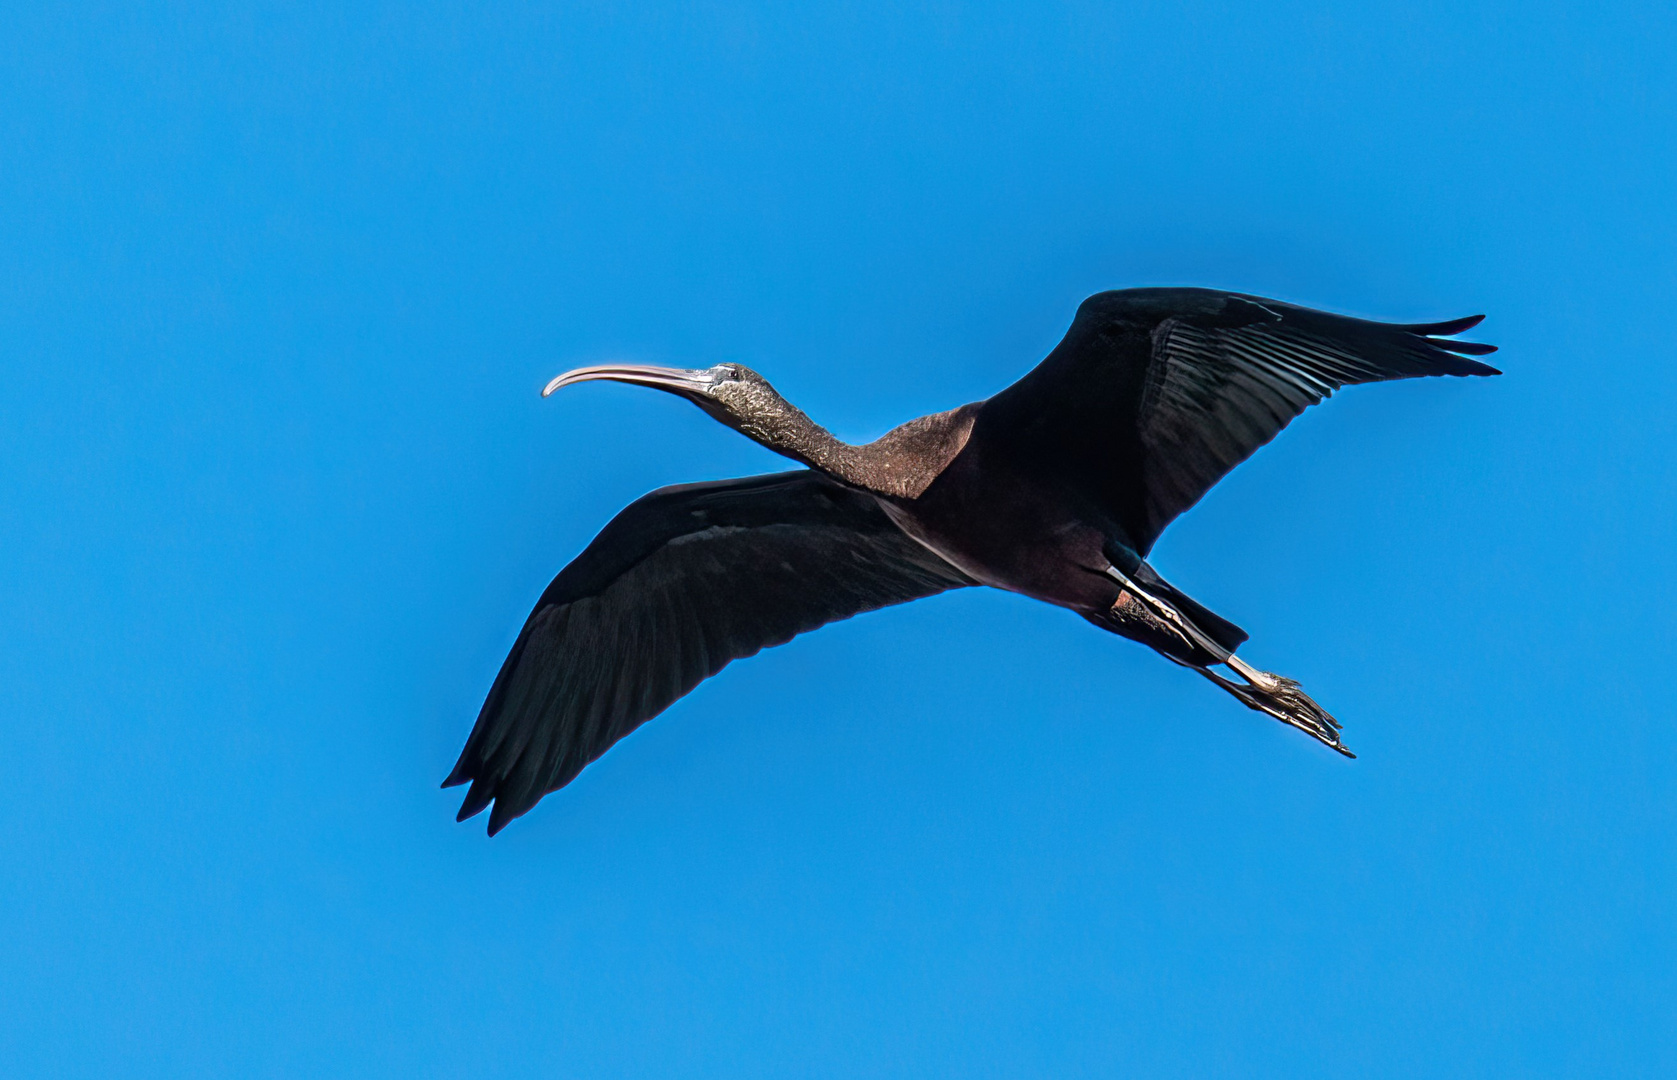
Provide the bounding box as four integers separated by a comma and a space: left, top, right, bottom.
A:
982, 288, 1498, 555
444, 471, 971, 834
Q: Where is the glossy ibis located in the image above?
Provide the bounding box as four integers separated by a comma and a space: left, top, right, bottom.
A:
446, 287, 1498, 834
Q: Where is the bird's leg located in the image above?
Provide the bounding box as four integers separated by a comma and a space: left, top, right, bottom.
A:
1104, 566, 1352, 757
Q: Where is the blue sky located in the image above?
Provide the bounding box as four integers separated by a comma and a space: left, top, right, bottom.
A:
3, 1, 1674, 1075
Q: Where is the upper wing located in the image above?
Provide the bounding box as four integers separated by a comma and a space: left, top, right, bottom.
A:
444, 470, 972, 834
982, 288, 1499, 555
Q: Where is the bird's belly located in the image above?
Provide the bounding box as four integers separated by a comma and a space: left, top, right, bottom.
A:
878, 496, 1116, 613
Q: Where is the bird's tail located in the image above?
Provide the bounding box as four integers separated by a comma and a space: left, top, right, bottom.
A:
1125, 560, 1249, 656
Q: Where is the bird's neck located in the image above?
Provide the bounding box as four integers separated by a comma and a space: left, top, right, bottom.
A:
738, 399, 981, 499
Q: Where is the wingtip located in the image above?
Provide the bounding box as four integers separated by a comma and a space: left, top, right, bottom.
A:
1404, 313, 1486, 336
1431, 338, 1498, 356
1430, 347, 1500, 376
1408, 314, 1498, 368
454, 778, 494, 822
486, 802, 518, 836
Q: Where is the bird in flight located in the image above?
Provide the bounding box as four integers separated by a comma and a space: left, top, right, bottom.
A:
446, 287, 1497, 834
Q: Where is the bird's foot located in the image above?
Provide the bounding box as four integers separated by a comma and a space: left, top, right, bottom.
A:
1201, 656, 1354, 757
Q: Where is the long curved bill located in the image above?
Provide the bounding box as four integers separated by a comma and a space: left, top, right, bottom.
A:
542, 363, 713, 398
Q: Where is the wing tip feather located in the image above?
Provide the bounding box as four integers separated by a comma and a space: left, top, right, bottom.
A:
1401, 313, 1486, 335
455, 777, 495, 822
486, 802, 519, 836
1431, 349, 1501, 377
1428, 337, 1497, 356
446, 765, 552, 835
1411, 313, 1499, 373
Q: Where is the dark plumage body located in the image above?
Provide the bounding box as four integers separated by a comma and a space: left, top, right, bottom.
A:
447, 288, 1498, 833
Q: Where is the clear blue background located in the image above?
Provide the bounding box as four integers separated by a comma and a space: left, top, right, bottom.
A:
3, 1, 1673, 1075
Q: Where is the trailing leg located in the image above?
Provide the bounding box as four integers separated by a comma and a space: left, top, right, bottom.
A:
1100, 562, 1353, 757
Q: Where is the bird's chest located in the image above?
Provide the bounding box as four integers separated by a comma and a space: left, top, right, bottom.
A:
880, 448, 1116, 612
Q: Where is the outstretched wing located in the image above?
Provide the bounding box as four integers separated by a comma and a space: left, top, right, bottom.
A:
445, 470, 972, 834
982, 288, 1499, 555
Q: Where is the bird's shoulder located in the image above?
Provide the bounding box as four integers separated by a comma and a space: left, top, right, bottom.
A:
852, 402, 985, 499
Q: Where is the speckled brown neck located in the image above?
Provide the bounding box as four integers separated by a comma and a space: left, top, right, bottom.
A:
819, 405, 981, 498
713, 378, 979, 499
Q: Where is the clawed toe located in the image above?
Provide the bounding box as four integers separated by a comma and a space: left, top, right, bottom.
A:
1197, 656, 1354, 757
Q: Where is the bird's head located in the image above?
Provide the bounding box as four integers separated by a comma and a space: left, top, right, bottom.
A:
542, 361, 824, 459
